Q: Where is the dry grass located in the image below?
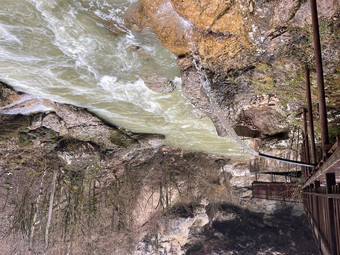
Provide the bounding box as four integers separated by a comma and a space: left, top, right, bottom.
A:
0, 124, 231, 255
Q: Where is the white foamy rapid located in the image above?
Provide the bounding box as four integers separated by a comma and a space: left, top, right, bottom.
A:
0, 0, 246, 157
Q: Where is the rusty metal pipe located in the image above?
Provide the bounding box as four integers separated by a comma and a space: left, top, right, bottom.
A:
303, 109, 312, 175
301, 133, 306, 178
310, 0, 329, 152
305, 65, 317, 163
303, 108, 311, 164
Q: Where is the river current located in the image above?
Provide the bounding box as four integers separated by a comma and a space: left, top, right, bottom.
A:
0, 0, 246, 157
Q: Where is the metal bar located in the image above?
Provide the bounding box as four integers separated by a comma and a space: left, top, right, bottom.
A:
305, 65, 317, 164
303, 146, 340, 188
303, 108, 311, 164
315, 180, 321, 233
301, 134, 307, 178
258, 153, 316, 168
310, 183, 315, 219
310, 0, 329, 152
253, 182, 301, 202
303, 109, 312, 176
303, 193, 340, 199
305, 203, 333, 255
326, 173, 337, 255
296, 128, 301, 173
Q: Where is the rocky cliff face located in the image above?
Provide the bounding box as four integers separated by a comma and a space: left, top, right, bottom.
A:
0, 83, 317, 254
125, 0, 340, 168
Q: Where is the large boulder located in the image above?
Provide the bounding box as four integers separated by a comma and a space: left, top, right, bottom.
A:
142, 73, 176, 93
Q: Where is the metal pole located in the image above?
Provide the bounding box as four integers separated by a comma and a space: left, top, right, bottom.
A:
326, 173, 337, 254
310, 0, 329, 153
303, 109, 311, 164
303, 109, 312, 176
301, 134, 306, 178
314, 180, 320, 233
305, 65, 317, 163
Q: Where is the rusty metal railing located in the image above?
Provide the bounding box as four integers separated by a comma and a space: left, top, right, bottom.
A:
252, 182, 301, 203
299, 1, 340, 254
303, 176, 340, 255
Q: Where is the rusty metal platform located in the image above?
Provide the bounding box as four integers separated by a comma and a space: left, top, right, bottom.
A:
252, 182, 301, 202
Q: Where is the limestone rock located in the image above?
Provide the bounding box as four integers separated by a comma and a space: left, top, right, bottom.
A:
0, 83, 317, 254
139, 0, 194, 56
131, 0, 340, 151
294, 0, 340, 26
169, 0, 235, 32
0, 84, 136, 151
236, 94, 289, 137
123, 1, 152, 31
142, 73, 176, 93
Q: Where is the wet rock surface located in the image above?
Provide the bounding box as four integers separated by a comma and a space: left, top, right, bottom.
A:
126, 0, 340, 162
0, 83, 318, 254
142, 73, 176, 93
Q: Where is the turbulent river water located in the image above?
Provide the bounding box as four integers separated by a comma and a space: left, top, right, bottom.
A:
0, 0, 246, 157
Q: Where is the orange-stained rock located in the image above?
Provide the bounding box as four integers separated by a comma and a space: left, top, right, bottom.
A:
126, 0, 340, 146
196, 32, 252, 71
130, 0, 252, 68
138, 0, 194, 56
169, 0, 235, 31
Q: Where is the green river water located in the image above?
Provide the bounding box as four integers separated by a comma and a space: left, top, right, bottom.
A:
0, 0, 247, 158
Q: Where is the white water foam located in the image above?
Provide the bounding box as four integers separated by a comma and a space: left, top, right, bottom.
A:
0, 0, 247, 157
98, 75, 163, 114
0, 24, 23, 45
157, 0, 192, 32
0, 95, 54, 115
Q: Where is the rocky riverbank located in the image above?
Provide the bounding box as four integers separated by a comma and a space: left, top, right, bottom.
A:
0, 82, 318, 254
125, 0, 340, 171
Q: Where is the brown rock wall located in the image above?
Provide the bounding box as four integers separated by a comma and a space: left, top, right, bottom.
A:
128, 0, 340, 150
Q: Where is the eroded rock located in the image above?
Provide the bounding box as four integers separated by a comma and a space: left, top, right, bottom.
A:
142, 73, 176, 93
129, 0, 340, 153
